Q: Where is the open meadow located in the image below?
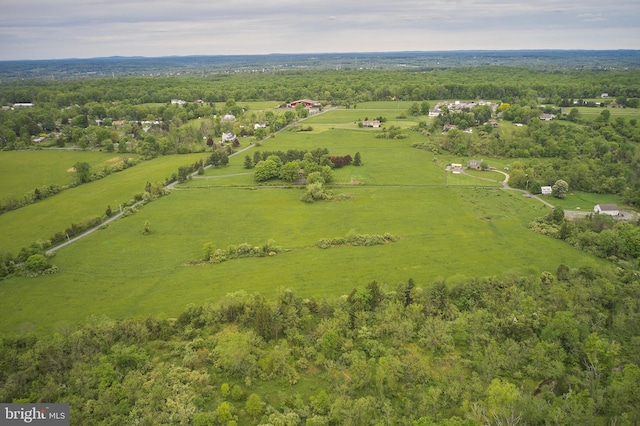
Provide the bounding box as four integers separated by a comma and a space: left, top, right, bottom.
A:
0, 152, 210, 255
0, 150, 137, 201
0, 104, 609, 334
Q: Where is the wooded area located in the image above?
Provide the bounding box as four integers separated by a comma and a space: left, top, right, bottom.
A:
1, 266, 639, 425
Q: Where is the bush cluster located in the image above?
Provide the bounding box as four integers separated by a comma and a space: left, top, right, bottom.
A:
316, 232, 396, 249
299, 182, 333, 203
18, 254, 58, 277
530, 209, 640, 265
202, 240, 281, 264
412, 141, 441, 154
288, 124, 313, 132
375, 126, 407, 139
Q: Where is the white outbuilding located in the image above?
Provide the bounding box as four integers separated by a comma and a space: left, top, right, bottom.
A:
594, 204, 619, 216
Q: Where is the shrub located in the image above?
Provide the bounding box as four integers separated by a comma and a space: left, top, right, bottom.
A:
202, 243, 215, 261
300, 182, 333, 203
316, 239, 332, 249
25, 254, 48, 272
22, 254, 57, 276
237, 243, 252, 256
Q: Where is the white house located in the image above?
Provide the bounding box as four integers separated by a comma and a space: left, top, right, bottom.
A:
594, 204, 619, 216
541, 186, 552, 195
221, 132, 236, 143
362, 120, 381, 128
221, 114, 236, 122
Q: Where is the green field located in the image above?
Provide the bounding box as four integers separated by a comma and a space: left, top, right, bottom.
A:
0, 150, 137, 200
571, 106, 640, 119
0, 105, 609, 334
0, 152, 209, 254
551, 191, 623, 211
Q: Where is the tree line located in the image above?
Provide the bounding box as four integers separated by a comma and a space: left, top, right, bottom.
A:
2, 68, 638, 107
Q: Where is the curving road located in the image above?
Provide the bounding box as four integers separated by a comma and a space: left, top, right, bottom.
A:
461, 169, 556, 208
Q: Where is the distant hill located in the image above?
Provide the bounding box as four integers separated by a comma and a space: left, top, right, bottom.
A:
0, 50, 638, 81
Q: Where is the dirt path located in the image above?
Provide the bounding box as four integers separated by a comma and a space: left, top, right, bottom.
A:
460, 169, 555, 209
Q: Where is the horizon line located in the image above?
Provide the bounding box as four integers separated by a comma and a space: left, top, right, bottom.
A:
2, 48, 639, 63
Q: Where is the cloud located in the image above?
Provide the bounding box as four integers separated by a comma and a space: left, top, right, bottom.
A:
578, 13, 607, 23
0, 0, 638, 60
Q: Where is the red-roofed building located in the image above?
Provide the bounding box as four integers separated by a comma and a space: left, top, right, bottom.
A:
287, 99, 321, 108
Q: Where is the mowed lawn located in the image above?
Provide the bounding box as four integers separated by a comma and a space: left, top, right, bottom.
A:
0, 106, 606, 334
0, 153, 210, 254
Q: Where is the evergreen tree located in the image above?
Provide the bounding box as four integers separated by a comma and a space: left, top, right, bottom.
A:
353, 151, 362, 166
243, 154, 253, 169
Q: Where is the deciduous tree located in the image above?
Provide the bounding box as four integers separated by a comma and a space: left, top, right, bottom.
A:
552, 179, 569, 199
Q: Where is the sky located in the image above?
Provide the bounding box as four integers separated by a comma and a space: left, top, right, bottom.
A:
1, 0, 639, 60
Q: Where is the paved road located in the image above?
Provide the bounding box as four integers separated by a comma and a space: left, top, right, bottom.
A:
46, 209, 126, 254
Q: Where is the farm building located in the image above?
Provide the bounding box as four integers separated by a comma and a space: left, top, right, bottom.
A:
450, 163, 463, 174
540, 186, 552, 195
468, 160, 483, 170
362, 120, 381, 128
221, 114, 236, 122
287, 99, 321, 108
594, 204, 619, 216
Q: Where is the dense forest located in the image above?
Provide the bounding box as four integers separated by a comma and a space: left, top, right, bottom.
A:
1, 264, 639, 425
1, 67, 639, 107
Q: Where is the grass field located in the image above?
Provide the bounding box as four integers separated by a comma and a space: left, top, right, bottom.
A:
551, 191, 623, 211
0, 150, 137, 201
0, 105, 611, 334
571, 106, 640, 120
0, 184, 596, 334
0, 152, 209, 254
